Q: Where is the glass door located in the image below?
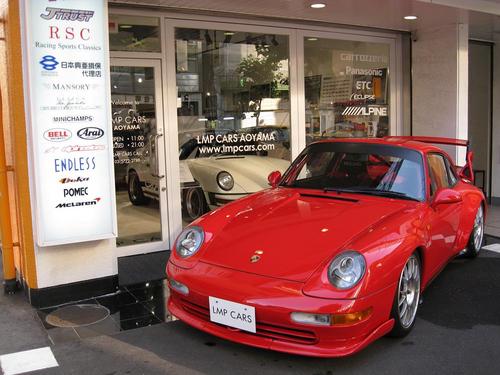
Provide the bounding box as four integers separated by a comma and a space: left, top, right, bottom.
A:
110, 59, 169, 253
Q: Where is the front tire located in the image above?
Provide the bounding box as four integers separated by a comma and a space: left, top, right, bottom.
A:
389, 253, 421, 337
463, 205, 484, 258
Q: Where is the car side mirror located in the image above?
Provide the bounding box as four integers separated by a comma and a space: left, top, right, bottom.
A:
431, 188, 462, 208
267, 171, 282, 188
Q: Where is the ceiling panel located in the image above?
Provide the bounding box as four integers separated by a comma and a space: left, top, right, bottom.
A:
109, 0, 500, 39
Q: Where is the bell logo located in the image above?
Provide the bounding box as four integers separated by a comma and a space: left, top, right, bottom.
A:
44, 128, 72, 142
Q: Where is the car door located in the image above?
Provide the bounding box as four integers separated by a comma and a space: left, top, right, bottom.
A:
424, 152, 463, 274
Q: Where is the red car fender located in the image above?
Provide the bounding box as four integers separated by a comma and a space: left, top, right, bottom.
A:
302, 203, 428, 300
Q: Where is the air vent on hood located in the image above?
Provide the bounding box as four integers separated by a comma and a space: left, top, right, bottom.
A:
299, 193, 359, 203
215, 156, 245, 160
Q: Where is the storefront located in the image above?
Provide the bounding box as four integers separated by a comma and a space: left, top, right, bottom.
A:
0, 0, 498, 306
106, 9, 406, 257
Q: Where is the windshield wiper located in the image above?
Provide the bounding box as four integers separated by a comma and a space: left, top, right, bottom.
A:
323, 187, 420, 201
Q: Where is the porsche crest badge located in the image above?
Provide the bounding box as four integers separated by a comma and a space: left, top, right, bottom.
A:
250, 255, 261, 263
250, 250, 264, 263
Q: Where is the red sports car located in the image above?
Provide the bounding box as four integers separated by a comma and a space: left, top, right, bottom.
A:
166, 136, 486, 357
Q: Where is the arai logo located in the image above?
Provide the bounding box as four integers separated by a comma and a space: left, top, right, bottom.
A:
77, 127, 104, 140
43, 128, 71, 142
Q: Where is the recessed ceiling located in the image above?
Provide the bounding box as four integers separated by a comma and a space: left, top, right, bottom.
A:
109, 0, 500, 40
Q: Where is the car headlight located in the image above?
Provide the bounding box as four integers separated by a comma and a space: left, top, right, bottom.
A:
217, 171, 234, 191
328, 251, 366, 289
175, 226, 204, 258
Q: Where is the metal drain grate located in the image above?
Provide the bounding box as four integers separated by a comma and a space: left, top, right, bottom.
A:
45, 304, 110, 328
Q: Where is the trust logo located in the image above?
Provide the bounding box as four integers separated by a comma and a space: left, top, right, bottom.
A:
39, 55, 59, 71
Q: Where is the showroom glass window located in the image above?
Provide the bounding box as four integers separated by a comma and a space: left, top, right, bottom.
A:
108, 15, 160, 52
304, 37, 390, 144
175, 28, 291, 225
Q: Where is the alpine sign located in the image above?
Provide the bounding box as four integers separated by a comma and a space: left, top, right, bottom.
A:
22, 0, 117, 246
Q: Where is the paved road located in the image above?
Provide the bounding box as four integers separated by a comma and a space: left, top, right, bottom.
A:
2, 242, 500, 375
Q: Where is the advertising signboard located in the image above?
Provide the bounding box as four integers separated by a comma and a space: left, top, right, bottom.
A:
22, 0, 117, 246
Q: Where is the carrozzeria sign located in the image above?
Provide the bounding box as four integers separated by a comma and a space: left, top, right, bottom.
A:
22, 0, 117, 246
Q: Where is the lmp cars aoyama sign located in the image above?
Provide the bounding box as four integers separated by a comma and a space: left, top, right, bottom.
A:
21, 0, 117, 246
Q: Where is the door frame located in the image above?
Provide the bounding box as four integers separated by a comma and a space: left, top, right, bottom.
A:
110, 57, 171, 258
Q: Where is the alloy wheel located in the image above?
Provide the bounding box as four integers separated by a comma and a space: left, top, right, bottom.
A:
397, 255, 421, 329
473, 206, 484, 252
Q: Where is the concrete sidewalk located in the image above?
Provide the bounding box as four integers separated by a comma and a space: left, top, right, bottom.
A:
0, 255, 49, 356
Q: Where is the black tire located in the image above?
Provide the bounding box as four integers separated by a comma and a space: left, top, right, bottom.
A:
182, 187, 208, 221
128, 171, 149, 206
388, 253, 421, 338
462, 205, 484, 258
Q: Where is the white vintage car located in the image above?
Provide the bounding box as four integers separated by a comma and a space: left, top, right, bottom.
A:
126, 137, 290, 221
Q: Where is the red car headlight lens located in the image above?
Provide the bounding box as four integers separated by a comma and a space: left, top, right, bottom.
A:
175, 226, 204, 258
328, 251, 366, 289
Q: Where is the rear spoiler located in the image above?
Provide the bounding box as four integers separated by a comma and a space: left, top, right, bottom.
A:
383, 136, 469, 148
383, 136, 474, 183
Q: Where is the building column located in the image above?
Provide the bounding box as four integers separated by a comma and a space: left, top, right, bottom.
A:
412, 23, 469, 163
491, 34, 500, 205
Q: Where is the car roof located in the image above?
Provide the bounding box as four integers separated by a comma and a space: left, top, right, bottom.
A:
313, 137, 449, 155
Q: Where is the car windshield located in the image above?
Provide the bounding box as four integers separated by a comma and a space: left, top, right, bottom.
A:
282, 142, 426, 201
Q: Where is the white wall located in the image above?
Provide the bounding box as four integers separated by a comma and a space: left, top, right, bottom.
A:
412, 23, 469, 163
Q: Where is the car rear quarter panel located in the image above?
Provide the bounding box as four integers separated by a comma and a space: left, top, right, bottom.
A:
453, 181, 485, 251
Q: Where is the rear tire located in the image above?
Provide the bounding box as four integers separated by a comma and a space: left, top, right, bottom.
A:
463, 205, 484, 258
388, 253, 421, 337
128, 171, 149, 206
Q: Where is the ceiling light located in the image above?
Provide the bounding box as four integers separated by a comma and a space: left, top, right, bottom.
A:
404, 15, 418, 20
310, 3, 326, 9
224, 31, 235, 36
120, 25, 133, 29
307, 37, 318, 41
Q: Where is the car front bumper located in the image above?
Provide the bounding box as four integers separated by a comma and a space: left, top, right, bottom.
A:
166, 260, 395, 358
206, 192, 250, 209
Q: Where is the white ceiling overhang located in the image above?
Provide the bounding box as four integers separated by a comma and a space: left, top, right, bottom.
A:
109, 0, 500, 40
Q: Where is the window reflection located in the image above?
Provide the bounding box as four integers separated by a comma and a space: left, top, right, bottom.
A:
304, 38, 390, 144
111, 66, 162, 246
109, 15, 160, 52
175, 28, 291, 225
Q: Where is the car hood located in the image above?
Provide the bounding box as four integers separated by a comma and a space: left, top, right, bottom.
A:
199, 188, 410, 282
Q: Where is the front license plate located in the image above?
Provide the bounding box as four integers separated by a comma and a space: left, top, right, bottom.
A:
209, 296, 256, 333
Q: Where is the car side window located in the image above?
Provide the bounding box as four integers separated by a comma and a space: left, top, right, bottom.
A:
444, 157, 458, 186
427, 153, 450, 196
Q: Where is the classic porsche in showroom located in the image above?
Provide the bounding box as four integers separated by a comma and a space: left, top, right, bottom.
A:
127, 129, 290, 221
166, 136, 485, 357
